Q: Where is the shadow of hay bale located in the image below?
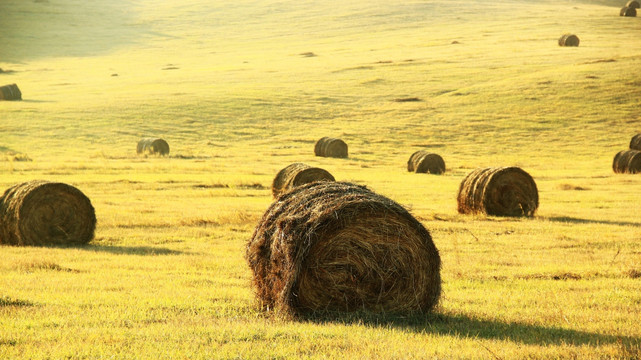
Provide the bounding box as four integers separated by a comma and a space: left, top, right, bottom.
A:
314, 137, 348, 158
558, 34, 580, 47
246, 181, 441, 317
0, 181, 96, 246
613, 150, 641, 174
137, 138, 170, 156
271, 163, 335, 198
407, 150, 446, 174
0, 84, 22, 101
457, 167, 539, 217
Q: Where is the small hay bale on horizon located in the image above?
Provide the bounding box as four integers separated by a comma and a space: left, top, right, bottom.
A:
627, 0, 640, 8
620, 6, 637, 16
246, 181, 441, 317
314, 137, 348, 158
558, 34, 580, 47
137, 138, 170, 156
271, 162, 335, 198
0, 181, 96, 246
407, 150, 446, 174
0, 84, 22, 101
630, 134, 641, 150
457, 167, 539, 217
613, 150, 641, 174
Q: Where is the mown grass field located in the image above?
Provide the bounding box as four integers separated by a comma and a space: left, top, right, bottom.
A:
1, 0, 640, 358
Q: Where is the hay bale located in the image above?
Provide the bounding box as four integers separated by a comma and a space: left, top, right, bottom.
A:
0, 84, 22, 101
630, 134, 641, 150
558, 34, 580, 47
314, 137, 348, 158
613, 150, 641, 174
0, 181, 96, 246
627, 0, 640, 8
620, 6, 637, 16
407, 150, 446, 174
137, 138, 170, 156
271, 163, 335, 198
246, 181, 441, 316
457, 167, 539, 217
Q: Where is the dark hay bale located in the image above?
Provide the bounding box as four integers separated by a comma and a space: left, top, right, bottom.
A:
558, 34, 580, 47
613, 150, 641, 174
630, 134, 641, 150
314, 137, 348, 158
407, 150, 446, 174
137, 138, 170, 156
271, 162, 335, 198
0, 84, 22, 101
627, 0, 640, 8
457, 167, 539, 217
0, 181, 96, 246
246, 181, 441, 317
393, 97, 421, 102
620, 6, 637, 16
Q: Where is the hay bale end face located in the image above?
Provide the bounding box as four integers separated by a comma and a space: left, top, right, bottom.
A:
630, 134, 641, 150
271, 162, 335, 198
407, 150, 446, 174
137, 138, 170, 156
613, 150, 641, 174
457, 167, 539, 217
620, 6, 637, 16
0, 84, 22, 101
246, 181, 441, 316
627, 0, 640, 8
558, 34, 580, 47
314, 137, 348, 158
0, 181, 96, 246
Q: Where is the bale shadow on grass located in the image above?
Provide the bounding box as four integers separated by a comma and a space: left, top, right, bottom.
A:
306, 312, 640, 347
544, 216, 641, 227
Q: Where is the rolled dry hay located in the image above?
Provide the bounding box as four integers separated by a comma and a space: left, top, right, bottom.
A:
271, 163, 335, 198
0, 84, 22, 101
627, 0, 640, 8
314, 137, 348, 158
620, 6, 637, 16
137, 138, 170, 156
457, 167, 539, 217
407, 150, 446, 174
246, 181, 441, 316
613, 150, 641, 174
558, 34, 580, 47
630, 134, 641, 150
0, 181, 96, 246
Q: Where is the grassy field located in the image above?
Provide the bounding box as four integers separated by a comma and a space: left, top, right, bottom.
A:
1, 0, 640, 358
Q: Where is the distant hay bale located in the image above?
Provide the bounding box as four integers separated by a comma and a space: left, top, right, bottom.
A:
314, 137, 348, 158
627, 0, 640, 8
0, 84, 22, 101
630, 134, 641, 150
457, 167, 539, 217
137, 138, 170, 156
620, 6, 637, 16
558, 34, 580, 47
246, 181, 441, 316
0, 181, 96, 246
407, 150, 446, 174
613, 150, 641, 174
271, 162, 335, 198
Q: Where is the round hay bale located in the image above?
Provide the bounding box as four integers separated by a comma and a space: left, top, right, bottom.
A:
0, 181, 96, 246
558, 34, 580, 47
457, 167, 539, 217
137, 138, 170, 156
314, 137, 348, 158
613, 150, 641, 174
620, 6, 637, 16
246, 181, 441, 316
0, 84, 22, 101
627, 0, 640, 8
271, 162, 335, 198
630, 134, 641, 150
407, 150, 446, 174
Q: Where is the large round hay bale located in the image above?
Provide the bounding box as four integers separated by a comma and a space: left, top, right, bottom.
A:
271, 163, 335, 198
630, 134, 641, 150
0, 181, 96, 246
137, 138, 170, 156
246, 181, 441, 316
613, 150, 641, 174
558, 34, 580, 47
407, 150, 446, 174
314, 137, 348, 158
457, 167, 539, 217
627, 0, 640, 9
0, 84, 22, 101
620, 6, 637, 16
